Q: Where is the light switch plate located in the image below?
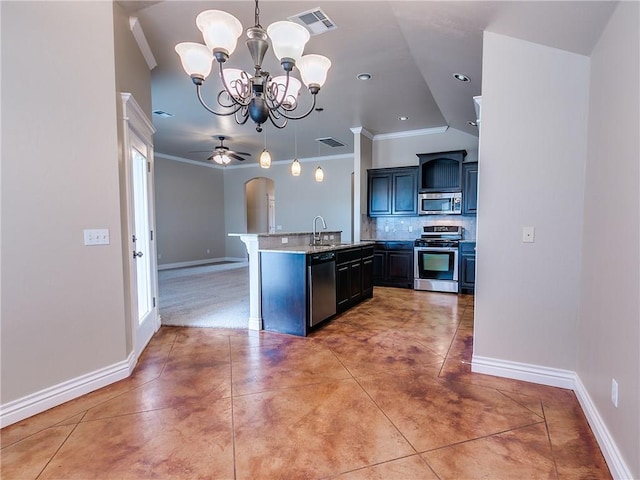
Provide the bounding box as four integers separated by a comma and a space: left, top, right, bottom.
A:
522, 226, 535, 243
84, 229, 110, 245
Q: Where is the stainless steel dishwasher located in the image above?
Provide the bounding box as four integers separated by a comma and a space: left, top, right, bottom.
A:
308, 252, 337, 327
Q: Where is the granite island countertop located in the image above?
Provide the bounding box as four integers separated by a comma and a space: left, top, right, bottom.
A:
259, 241, 375, 254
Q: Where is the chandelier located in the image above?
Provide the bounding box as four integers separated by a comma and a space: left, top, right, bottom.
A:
175, 0, 331, 132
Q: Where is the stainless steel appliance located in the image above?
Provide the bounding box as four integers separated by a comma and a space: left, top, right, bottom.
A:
414, 225, 462, 293
418, 192, 462, 215
308, 251, 337, 327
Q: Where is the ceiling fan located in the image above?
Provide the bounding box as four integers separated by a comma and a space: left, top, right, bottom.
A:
191, 136, 251, 165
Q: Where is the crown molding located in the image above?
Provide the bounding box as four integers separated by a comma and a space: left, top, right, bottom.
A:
373, 126, 449, 141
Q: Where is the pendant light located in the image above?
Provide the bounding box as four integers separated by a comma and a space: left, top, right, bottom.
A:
260, 130, 271, 168
314, 166, 324, 182
291, 125, 301, 176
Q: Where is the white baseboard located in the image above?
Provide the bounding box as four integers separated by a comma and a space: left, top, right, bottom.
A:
573, 376, 634, 480
471, 355, 575, 389
471, 355, 633, 479
0, 352, 136, 428
248, 316, 263, 331
158, 257, 246, 271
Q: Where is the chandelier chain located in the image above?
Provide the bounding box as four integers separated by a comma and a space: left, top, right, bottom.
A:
254, 0, 261, 28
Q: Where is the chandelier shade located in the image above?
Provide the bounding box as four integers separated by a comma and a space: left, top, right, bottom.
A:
196, 10, 243, 56
298, 54, 332, 88
174, 42, 213, 78
174, 0, 331, 132
266, 21, 310, 63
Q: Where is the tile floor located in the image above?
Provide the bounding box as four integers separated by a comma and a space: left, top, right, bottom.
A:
1, 288, 611, 479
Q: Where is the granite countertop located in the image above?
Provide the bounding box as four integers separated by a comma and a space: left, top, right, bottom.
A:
259, 241, 375, 254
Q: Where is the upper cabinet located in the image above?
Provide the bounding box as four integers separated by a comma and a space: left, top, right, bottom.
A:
417, 150, 467, 193
368, 167, 418, 217
462, 162, 478, 215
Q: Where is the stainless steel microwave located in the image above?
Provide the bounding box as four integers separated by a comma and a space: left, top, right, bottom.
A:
418, 192, 462, 215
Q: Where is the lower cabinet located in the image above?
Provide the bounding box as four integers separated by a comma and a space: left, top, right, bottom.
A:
336, 246, 374, 313
459, 241, 476, 294
372, 241, 414, 288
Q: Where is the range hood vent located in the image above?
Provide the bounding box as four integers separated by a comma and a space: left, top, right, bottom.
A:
316, 137, 345, 148
288, 8, 337, 36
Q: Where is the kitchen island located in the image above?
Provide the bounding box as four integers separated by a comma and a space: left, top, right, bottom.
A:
229, 230, 373, 335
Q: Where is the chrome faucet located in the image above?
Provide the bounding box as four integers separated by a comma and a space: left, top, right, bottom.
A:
312, 215, 327, 245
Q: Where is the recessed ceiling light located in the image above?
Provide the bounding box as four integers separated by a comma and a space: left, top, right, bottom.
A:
453, 73, 470, 82
468, 121, 478, 127
399, 116, 409, 121
357, 73, 372, 81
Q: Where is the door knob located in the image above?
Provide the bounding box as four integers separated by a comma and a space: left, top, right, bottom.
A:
133, 251, 143, 258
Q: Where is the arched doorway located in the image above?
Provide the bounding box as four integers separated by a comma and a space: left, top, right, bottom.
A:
245, 177, 275, 233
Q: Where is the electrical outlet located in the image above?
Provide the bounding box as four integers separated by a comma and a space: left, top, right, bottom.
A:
281, 237, 288, 244
206, 248, 210, 254
611, 379, 618, 407
522, 226, 535, 243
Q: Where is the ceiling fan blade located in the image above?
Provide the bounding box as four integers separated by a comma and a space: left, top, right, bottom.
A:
206, 155, 214, 161
229, 150, 251, 156
228, 153, 246, 161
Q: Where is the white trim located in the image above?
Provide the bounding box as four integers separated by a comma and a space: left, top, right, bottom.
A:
0, 352, 136, 428
471, 355, 575, 389
471, 355, 633, 479
158, 258, 247, 271
129, 17, 157, 70
373, 126, 449, 141
574, 377, 634, 480
350, 126, 375, 139
155, 152, 353, 170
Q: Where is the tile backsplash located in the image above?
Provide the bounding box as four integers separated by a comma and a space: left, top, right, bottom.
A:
361, 215, 477, 241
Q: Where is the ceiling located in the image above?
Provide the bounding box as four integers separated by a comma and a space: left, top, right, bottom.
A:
120, 1, 616, 166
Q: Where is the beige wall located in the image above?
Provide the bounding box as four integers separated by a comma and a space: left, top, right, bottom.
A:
154, 157, 226, 266
246, 178, 273, 234
474, 32, 590, 369
578, 2, 640, 476
372, 128, 479, 169
1, 2, 128, 403
224, 157, 354, 258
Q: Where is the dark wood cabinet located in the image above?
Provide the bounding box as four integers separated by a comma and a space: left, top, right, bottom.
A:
372, 241, 414, 288
462, 162, 478, 215
417, 150, 467, 192
459, 241, 476, 294
367, 167, 418, 217
336, 246, 374, 313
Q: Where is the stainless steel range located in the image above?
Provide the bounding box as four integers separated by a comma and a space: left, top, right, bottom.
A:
414, 225, 462, 293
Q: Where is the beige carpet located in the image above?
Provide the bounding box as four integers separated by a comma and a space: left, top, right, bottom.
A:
158, 262, 249, 328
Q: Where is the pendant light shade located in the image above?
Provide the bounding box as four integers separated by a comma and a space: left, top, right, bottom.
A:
260, 149, 272, 168
291, 158, 301, 176
314, 166, 324, 182
267, 21, 310, 63
174, 42, 213, 78
196, 10, 243, 55
297, 54, 332, 88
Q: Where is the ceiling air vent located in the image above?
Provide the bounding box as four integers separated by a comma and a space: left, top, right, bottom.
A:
316, 137, 345, 148
153, 110, 174, 118
288, 8, 337, 36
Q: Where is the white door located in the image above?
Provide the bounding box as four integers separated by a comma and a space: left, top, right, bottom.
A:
122, 93, 159, 359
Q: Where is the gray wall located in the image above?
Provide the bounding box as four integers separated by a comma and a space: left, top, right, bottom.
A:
578, 2, 639, 475
1, 2, 128, 403
474, 31, 589, 370
224, 157, 354, 258
154, 157, 226, 265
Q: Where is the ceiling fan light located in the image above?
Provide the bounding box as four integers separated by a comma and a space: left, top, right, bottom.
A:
212, 153, 224, 165
175, 42, 213, 78
297, 54, 331, 88
196, 10, 243, 56
267, 21, 310, 64
314, 166, 324, 182
272, 76, 302, 107
260, 149, 272, 168
291, 158, 301, 176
